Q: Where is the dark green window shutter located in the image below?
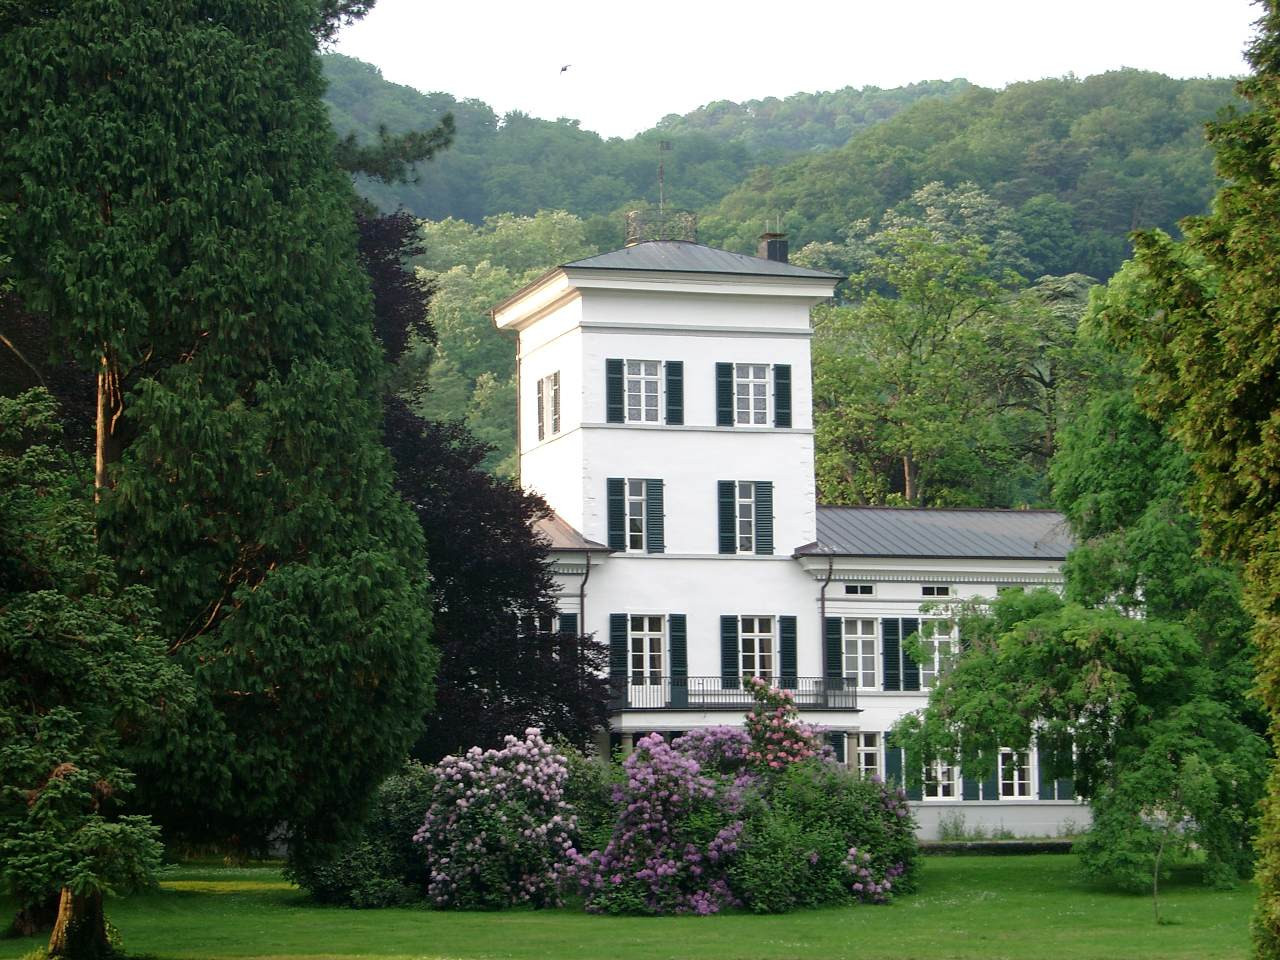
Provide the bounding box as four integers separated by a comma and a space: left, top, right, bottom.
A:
607, 478, 626, 550
665, 360, 683, 425
779, 615, 797, 688
1056, 777, 1075, 800
645, 479, 664, 554
1037, 752, 1055, 800
884, 740, 903, 787
536, 377, 546, 440
827, 732, 846, 764
982, 759, 999, 801
558, 612, 578, 637
720, 615, 740, 689
824, 616, 843, 680
669, 614, 688, 708
882, 618, 901, 691
773, 363, 791, 428
715, 362, 733, 426
754, 481, 773, 555
905, 758, 922, 802
962, 775, 980, 801
901, 617, 921, 691
609, 614, 627, 682
606, 358, 624, 423
717, 480, 736, 554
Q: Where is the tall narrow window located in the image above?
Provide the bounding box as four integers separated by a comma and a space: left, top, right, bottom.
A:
855, 733, 880, 780
923, 759, 958, 799
736, 481, 755, 552
999, 749, 1032, 798
734, 363, 769, 425
629, 615, 664, 686
625, 360, 661, 423
843, 618, 878, 688
740, 615, 774, 682
919, 619, 959, 688
626, 480, 647, 551
536, 371, 560, 440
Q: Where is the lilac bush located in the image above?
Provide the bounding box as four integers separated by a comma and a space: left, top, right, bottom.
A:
413, 728, 578, 908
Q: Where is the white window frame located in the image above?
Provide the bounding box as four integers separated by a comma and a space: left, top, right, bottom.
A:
536, 371, 560, 441
520, 612, 558, 636
923, 759, 959, 800
999, 748, 1033, 799
854, 732, 881, 780
842, 617, 878, 689
628, 614, 665, 687
739, 615, 775, 683
624, 359, 662, 424
735, 481, 757, 553
626, 479, 647, 552
918, 619, 959, 689
844, 583, 875, 597
733, 363, 770, 426
921, 583, 952, 598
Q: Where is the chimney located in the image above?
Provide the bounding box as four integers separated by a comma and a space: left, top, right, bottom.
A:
757, 231, 788, 263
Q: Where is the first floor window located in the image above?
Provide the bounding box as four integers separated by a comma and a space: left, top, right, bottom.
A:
625, 360, 661, 422
843, 618, 878, 688
734, 363, 769, 425
854, 732, 880, 780
919, 619, 959, 688
626, 480, 647, 551
923, 759, 958, 799
999, 749, 1032, 798
740, 615, 774, 682
536, 371, 560, 440
629, 615, 664, 686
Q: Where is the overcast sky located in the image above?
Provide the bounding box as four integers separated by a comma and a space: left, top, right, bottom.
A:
333, 0, 1259, 139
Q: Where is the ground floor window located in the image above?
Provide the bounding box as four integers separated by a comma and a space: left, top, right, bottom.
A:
1000, 748, 1032, 798
629, 615, 664, 686
740, 615, 774, 682
854, 732, 880, 780
923, 759, 958, 799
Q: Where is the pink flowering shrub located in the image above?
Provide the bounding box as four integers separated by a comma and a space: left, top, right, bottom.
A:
413, 728, 578, 909
742, 677, 825, 771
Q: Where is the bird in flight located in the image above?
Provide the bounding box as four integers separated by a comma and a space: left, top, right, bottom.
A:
560, 64, 571, 74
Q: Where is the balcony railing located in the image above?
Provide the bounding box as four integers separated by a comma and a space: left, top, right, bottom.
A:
610, 676, 860, 712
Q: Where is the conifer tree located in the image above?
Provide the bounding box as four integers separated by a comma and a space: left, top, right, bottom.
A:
0, 0, 435, 864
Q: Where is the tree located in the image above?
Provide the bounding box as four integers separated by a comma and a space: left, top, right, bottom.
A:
1091, 6, 1280, 951
0, 390, 192, 956
0, 0, 435, 864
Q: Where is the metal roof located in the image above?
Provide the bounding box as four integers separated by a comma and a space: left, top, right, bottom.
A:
532, 510, 612, 553
799, 506, 1073, 560
563, 240, 841, 280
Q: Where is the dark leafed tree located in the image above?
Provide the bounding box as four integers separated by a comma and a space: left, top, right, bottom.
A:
0, 0, 435, 876
1094, 4, 1280, 951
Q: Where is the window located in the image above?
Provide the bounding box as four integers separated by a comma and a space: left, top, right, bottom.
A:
921, 584, 952, 597
842, 618, 878, 688
626, 480, 647, 551
854, 733, 880, 780
629, 615, 664, 686
999, 749, 1032, 798
734, 363, 769, 425
844, 583, 874, 596
536, 371, 560, 440
740, 615, 774, 682
624, 360, 661, 423
736, 481, 756, 551
923, 759, 959, 799
520, 612, 557, 636
719, 480, 773, 556
918, 619, 959, 688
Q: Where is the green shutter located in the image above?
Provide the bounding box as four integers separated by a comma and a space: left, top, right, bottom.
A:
720, 615, 740, 689
882, 618, 901, 691
558, 612, 578, 637
717, 480, 736, 554
665, 360, 683, 425
901, 617, 921, 691
536, 377, 546, 440
606, 358, 624, 423
609, 613, 627, 682
827, 732, 846, 764
754, 480, 774, 555
1056, 777, 1075, 800
669, 614, 688, 708
716, 362, 734, 426
773, 363, 792, 428
962, 775, 980, 801
824, 616, 843, 679
779, 615, 797, 688
884, 740, 904, 787
645, 479, 664, 554
1037, 749, 1056, 800
607, 478, 626, 550
905, 757, 922, 802
982, 758, 999, 801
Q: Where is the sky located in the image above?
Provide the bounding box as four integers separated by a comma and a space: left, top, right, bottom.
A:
334, 0, 1260, 139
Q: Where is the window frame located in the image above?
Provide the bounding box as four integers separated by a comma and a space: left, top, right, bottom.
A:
628, 613, 665, 687
623, 359, 662, 424
733, 362, 770, 427
918, 619, 959, 689
854, 732, 881, 780
842, 617, 879, 689
999, 748, 1033, 800
921, 583, 952, 598
625, 479, 647, 552
922, 758, 960, 800
844, 583, 875, 597
736, 481, 756, 553
536, 371, 561, 441
739, 615, 775, 683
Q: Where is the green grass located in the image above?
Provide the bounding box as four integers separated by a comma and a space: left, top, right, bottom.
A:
1, 856, 1254, 960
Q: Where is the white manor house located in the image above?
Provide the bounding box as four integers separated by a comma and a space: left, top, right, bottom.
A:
494, 231, 1084, 838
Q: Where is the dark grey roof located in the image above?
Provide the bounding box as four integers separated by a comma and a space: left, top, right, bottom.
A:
798, 506, 1073, 560
563, 240, 840, 280
533, 510, 612, 553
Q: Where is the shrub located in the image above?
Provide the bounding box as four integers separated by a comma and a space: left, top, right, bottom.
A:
414, 729, 578, 909
559, 744, 619, 857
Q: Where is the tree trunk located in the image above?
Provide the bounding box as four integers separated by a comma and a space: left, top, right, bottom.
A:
47, 888, 110, 959
94, 354, 123, 499
902, 455, 917, 503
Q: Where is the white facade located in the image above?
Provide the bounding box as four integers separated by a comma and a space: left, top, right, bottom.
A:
496, 241, 1086, 839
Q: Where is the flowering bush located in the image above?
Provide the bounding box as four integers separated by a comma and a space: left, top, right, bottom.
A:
413, 728, 578, 908
670, 726, 752, 774
742, 677, 825, 772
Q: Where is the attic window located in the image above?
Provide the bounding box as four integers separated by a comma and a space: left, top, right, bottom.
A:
921, 584, 952, 598
844, 583, 874, 596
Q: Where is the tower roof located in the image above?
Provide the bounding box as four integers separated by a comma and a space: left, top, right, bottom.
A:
563, 240, 840, 279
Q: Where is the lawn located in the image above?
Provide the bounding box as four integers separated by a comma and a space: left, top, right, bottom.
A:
0, 855, 1254, 960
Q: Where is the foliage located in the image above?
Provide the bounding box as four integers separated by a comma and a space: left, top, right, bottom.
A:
742, 677, 824, 770
0, 390, 191, 950
1086, 5, 1280, 952
413, 730, 579, 910
0, 0, 436, 864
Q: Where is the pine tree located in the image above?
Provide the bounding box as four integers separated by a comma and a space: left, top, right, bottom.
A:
0, 0, 435, 865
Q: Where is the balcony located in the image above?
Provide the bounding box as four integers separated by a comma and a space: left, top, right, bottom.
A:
610, 676, 860, 712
